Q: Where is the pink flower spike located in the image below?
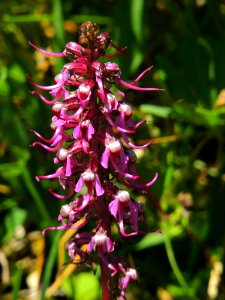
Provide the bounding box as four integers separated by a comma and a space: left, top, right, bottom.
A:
30, 22, 160, 299
118, 79, 162, 92
29, 41, 66, 57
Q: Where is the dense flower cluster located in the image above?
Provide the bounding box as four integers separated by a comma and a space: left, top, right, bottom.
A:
30, 21, 159, 299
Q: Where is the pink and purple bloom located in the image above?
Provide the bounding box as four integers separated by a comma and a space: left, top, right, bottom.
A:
30, 21, 160, 300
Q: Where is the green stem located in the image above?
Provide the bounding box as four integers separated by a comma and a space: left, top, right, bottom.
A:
12, 267, 23, 300
52, 0, 65, 72
163, 225, 196, 298
41, 230, 62, 300
22, 167, 51, 226
52, 0, 65, 48
3, 14, 51, 23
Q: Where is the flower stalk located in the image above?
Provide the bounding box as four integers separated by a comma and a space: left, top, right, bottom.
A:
30, 21, 160, 299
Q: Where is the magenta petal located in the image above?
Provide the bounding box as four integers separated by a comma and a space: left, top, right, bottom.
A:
119, 275, 130, 291
74, 195, 90, 212
110, 156, 139, 180
134, 120, 147, 129
30, 91, 58, 105
122, 132, 151, 149
73, 123, 81, 139
61, 107, 83, 121
98, 252, 118, 273
105, 237, 114, 253
119, 218, 137, 237
118, 79, 162, 92
105, 115, 135, 133
28, 76, 63, 91
96, 76, 107, 102
146, 172, 158, 187
130, 66, 153, 85
103, 46, 127, 58
31, 129, 55, 143
48, 188, 73, 199
35, 167, 64, 181
31, 141, 63, 152
87, 123, 95, 140
75, 175, 84, 192
87, 238, 95, 253
65, 155, 72, 176
94, 175, 104, 196
109, 199, 119, 218
100, 147, 110, 168
29, 41, 66, 57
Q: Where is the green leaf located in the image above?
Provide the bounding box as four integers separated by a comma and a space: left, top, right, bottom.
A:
0, 162, 24, 178
4, 207, 27, 242
9, 64, 26, 83
135, 232, 164, 250
135, 226, 183, 251
140, 104, 172, 118
130, 0, 145, 44
72, 272, 100, 300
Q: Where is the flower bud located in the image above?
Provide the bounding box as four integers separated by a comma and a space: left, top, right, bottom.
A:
93, 230, 107, 247
103, 62, 121, 82
52, 102, 64, 114
120, 104, 133, 117
60, 204, 72, 218
117, 190, 131, 203
57, 148, 69, 161
82, 169, 95, 182
107, 139, 122, 153
64, 42, 85, 57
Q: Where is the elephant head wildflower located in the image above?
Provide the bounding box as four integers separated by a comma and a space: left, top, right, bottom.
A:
30, 21, 160, 300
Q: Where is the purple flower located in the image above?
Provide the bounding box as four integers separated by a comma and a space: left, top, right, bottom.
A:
87, 227, 114, 254
30, 21, 160, 299
75, 168, 104, 197
119, 267, 138, 300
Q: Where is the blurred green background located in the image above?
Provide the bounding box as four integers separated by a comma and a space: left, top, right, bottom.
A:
1, 0, 225, 299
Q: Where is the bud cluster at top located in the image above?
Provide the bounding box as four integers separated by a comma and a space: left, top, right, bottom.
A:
30, 21, 159, 299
